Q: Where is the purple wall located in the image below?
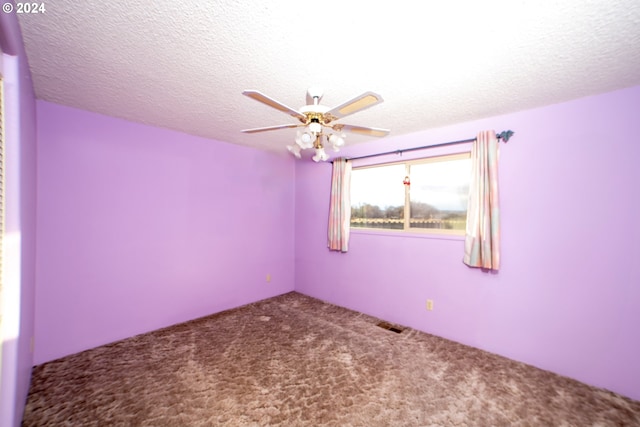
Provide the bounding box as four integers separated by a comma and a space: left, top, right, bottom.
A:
0, 12, 38, 427
294, 86, 640, 401
35, 101, 295, 364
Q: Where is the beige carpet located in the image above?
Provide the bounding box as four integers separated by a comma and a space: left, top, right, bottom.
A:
23, 292, 640, 426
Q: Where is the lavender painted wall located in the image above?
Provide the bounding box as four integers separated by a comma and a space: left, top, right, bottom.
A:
35, 101, 295, 364
0, 12, 38, 427
294, 86, 640, 401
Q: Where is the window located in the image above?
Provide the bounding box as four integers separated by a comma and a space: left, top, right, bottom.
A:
350, 152, 471, 235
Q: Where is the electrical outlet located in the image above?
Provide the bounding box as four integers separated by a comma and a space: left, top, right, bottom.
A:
426, 299, 434, 311
266, 274, 271, 283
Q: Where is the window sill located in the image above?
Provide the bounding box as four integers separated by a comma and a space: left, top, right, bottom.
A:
350, 228, 465, 241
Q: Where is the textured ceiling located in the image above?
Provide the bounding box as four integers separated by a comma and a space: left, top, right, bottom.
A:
17, 0, 640, 152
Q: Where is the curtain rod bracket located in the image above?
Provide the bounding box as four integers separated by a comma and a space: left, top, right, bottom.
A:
497, 130, 514, 142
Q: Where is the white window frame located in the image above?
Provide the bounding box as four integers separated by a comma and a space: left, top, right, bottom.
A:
350, 152, 471, 236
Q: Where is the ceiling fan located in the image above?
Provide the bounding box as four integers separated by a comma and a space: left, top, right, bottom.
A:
241, 87, 390, 162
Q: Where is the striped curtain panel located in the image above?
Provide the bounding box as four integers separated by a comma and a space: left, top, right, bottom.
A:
464, 130, 501, 270
327, 158, 352, 252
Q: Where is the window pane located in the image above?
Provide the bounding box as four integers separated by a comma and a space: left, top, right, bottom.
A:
409, 157, 470, 230
351, 164, 405, 229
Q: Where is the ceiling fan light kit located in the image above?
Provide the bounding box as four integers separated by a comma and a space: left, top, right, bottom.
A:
286, 144, 302, 159
242, 88, 390, 162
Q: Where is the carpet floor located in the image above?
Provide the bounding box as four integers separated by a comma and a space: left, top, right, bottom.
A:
23, 292, 640, 426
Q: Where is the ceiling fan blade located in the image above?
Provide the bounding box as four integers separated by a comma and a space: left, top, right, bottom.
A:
332, 124, 390, 138
323, 91, 384, 121
241, 124, 302, 134
242, 90, 307, 122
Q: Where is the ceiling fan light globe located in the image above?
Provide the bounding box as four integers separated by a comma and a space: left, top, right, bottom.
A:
296, 131, 314, 149
287, 144, 301, 159
308, 122, 322, 134
313, 147, 328, 162
301, 132, 313, 144
329, 133, 345, 147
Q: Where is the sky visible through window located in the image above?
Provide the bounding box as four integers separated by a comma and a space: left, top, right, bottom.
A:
351, 158, 471, 211
410, 158, 470, 211
351, 164, 404, 209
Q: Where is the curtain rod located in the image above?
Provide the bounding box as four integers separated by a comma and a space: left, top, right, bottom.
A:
341, 130, 514, 163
